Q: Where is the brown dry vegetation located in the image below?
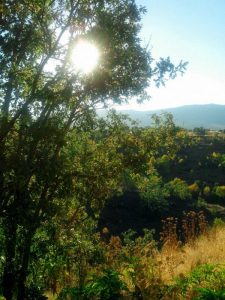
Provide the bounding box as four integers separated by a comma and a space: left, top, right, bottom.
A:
158, 221, 225, 283
46, 215, 225, 299
102, 216, 225, 299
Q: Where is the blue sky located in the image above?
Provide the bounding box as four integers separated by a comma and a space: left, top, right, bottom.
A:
118, 0, 225, 110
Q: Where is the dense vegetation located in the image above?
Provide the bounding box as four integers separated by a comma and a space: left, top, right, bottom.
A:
100, 123, 225, 236
0, 0, 224, 299
0, 108, 225, 299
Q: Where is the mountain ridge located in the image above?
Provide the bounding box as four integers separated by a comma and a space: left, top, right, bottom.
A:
99, 104, 225, 129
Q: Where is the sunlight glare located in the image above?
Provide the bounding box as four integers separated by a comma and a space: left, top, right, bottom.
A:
71, 40, 100, 74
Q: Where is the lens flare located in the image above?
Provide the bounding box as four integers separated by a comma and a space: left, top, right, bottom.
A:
71, 40, 100, 74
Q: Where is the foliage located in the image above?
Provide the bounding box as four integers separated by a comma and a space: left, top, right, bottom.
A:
213, 217, 225, 227
120, 113, 192, 214
165, 178, 191, 201
215, 186, 225, 198
0, 222, 5, 278
28, 212, 105, 293
54, 222, 225, 299
24, 283, 48, 300
189, 182, 200, 196
209, 152, 225, 168
57, 286, 84, 300
57, 269, 127, 300
170, 264, 225, 299
84, 269, 127, 299
140, 174, 170, 213
0, 0, 187, 295
118, 229, 160, 298
193, 127, 207, 135
203, 186, 211, 197
194, 288, 225, 300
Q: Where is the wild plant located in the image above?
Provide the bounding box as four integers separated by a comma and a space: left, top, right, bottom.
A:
182, 211, 207, 243
182, 211, 198, 243
160, 217, 179, 249
166, 263, 225, 300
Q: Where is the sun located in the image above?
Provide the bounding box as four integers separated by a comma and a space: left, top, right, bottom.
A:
71, 40, 100, 74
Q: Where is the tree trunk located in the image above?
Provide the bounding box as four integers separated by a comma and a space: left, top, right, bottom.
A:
16, 231, 33, 300
2, 220, 17, 300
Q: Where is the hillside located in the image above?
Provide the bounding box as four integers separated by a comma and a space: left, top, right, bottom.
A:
99, 104, 225, 129
99, 134, 225, 237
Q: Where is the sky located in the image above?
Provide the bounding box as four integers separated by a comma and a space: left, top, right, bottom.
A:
116, 0, 225, 111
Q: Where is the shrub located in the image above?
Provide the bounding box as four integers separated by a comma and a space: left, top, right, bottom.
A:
203, 186, 211, 197
194, 288, 225, 300
215, 186, 225, 198
57, 269, 127, 300
168, 264, 225, 299
84, 269, 127, 299
165, 178, 191, 201
213, 217, 225, 227
141, 175, 170, 213
189, 183, 200, 196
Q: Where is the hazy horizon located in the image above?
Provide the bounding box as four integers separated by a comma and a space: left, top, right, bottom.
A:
98, 103, 225, 130
111, 102, 225, 112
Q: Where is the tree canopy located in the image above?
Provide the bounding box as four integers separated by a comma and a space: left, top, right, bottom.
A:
0, 1, 187, 299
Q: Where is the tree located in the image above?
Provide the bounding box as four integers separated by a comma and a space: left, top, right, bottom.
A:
193, 127, 207, 135
0, 0, 186, 298
215, 186, 225, 198
165, 178, 191, 201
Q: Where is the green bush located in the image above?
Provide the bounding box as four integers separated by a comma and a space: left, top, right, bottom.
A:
57, 269, 127, 300
168, 264, 225, 299
213, 217, 225, 227
165, 178, 191, 201
215, 186, 225, 198
194, 288, 225, 300
84, 269, 127, 299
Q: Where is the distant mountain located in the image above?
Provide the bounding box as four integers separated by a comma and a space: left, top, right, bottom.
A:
98, 104, 225, 129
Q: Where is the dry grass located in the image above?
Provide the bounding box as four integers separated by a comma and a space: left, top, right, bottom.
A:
99, 216, 225, 298
157, 222, 225, 283
44, 216, 225, 299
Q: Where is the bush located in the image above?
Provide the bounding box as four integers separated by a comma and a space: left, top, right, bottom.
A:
203, 186, 211, 197
215, 186, 225, 198
141, 175, 170, 213
57, 269, 127, 300
194, 288, 225, 300
165, 178, 191, 201
189, 183, 200, 196
84, 269, 127, 299
213, 217, 225, 227
168, 264, 225, 299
